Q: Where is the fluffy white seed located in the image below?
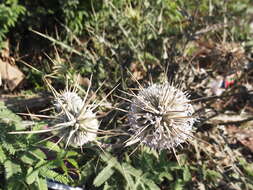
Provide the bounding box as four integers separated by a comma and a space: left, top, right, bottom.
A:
127, 83, 196, 150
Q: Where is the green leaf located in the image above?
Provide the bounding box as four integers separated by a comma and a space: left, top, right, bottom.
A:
173, 179, 184, 190
26, 167, 39, 185
39, 166, 69, 184
0, 146, 6, 163
141, 175, 160, 190
2, 142, 16, 155
44, 141, 61, 152
93, 165, 115, 187
183, 166, 191, 182
67, 158, 79, 169
121, 163, 142, 177
20, 153, 36, 165
36, 176, 48, 190
4, 160, 22, 180
206, 169, 222, 181
103, 182, 111, 190
30, 148, 47, 160
158, 172, 173, 181
120, 164, 135, 189
66, 150, 78, 157
239, 158, 253, 178
100, 153, 119, 167
60, 160, 68, 174
81, 159, 95, 180
6, 181, 25, 190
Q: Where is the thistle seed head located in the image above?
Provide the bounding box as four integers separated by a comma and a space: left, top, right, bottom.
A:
127, 83, 196, 150
55, 92, 84, 115
54, 91, 99, 147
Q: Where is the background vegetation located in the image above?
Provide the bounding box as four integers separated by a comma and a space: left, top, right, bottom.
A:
0, 0, 253, 189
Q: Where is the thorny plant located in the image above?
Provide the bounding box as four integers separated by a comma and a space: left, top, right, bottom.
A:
8, 75, 121, 150
126, 82, 196, 151
109, 71, 197, 163
8, 66, 199, 163
2, 0, 253, 189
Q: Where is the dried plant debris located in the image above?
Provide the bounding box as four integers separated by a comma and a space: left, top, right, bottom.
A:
193, 124, 253, 189
126, 82, 197, 151
227, 125, 253, 153
0, 58, 24, 91
193, 41, 246, 74
0, 41, 25, 91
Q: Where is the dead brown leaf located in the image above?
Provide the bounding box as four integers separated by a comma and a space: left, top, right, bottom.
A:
0, 40, 24, 91
0, 59, 24, 91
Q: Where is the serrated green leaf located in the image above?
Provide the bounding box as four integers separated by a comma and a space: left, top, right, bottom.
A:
67, 158, 79, 169
2, 142, 16, 155
36, 176, 47, 190
4, 160, 22, 180
26, 167, 39, 184
39, 166, 69, 184
44, 141, 61, 152
140, 173, 160, 190
100, 153, 119, 167
120, 164, 135, 189
34, 159, 47, 168
30, 148, 46, 160
93, 165, 115, 187
20, 153, 36, 165
0, 102, 22, 124
121, 163, 142, 176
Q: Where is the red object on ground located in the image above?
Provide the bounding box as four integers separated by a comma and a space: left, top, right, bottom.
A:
225, 80, 235, 88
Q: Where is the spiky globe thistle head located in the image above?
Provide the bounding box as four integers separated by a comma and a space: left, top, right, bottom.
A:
8, 75, 120, 149
126, 83, 196, 150
53, 91, 99, 148
54, 91, 84, 115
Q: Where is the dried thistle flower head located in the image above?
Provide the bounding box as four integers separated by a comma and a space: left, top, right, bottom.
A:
54, 91, 99, 147
126, 83, 196, 150
55, 91, 84, 114
8, 78, 100, 148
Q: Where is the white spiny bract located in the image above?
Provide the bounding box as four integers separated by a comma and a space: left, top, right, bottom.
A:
127, 83, 196, 150
54, 91, 99, 147
55, 92, 84, 114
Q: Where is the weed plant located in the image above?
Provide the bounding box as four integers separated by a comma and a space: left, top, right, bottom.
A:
1, 0, 253, 189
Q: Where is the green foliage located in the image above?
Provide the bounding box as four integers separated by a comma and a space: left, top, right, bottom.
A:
92, 149, 195, 190
26, 0, 253, 89
0, 102, 81, 189
59, 0, 89, 35
239, 158, 253, 179
93, 152, 161, 190
0, 0, 25, 47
